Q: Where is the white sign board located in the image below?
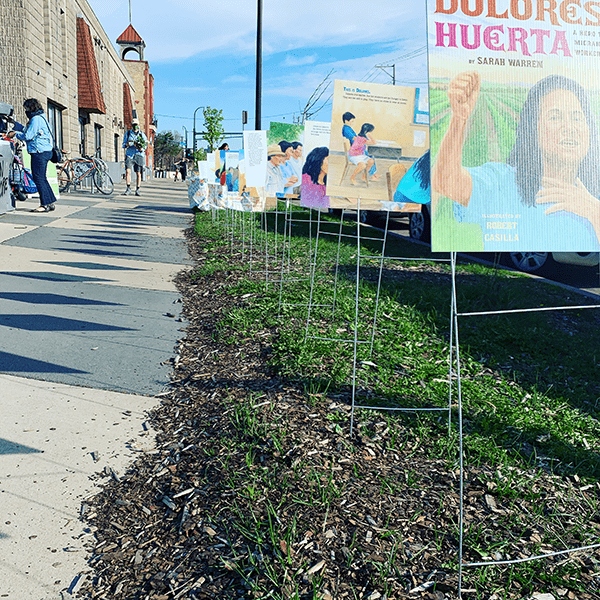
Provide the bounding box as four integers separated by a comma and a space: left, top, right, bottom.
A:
0, 141, 13, 215
242, 130, 268, 187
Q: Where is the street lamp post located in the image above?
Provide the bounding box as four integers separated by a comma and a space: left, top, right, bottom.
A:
193, 106, 205, 155
182, 126, 188, 151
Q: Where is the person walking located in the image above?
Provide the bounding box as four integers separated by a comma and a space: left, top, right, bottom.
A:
178, 158, 187, 182
122, 118, 147, 196
8, 98, 57, 212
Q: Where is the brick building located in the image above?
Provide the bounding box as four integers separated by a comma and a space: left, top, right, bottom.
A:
0, 0, 155, 172
117, 24, 155, 170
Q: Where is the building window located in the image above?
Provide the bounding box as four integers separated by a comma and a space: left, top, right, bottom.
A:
79, 115, 87, 156
47, 101, 64, 150
414, 88, 429, 125
94, 124, 102, 158
114, 133, 119, 162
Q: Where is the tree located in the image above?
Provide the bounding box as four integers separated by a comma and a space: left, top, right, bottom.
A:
202, 107, 225, 152
299, 69, 335, 124
193, 149, 207, 162
154, 131, 183, 169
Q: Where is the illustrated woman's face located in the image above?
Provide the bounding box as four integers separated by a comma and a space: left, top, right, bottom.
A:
537, 89, 590, 165
321, 155, 329, 175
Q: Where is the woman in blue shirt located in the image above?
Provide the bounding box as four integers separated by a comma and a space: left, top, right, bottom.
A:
278, 141, 299, 195
9, 98, 57, 212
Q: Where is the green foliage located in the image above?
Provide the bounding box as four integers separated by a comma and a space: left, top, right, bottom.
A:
193, 148, 207, 162
202, 107, 225, 152
154, 130, 182, 169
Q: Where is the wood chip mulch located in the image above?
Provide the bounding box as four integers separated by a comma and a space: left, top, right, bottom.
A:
73, 227, 600, 600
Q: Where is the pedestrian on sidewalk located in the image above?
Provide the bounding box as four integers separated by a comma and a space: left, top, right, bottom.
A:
178, 158, 187, 182
122, 119, 147, 196
7, 98, 57, 212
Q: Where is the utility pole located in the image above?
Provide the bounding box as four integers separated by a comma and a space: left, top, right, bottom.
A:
375, 63, 396, 85
255, 0, 263, 130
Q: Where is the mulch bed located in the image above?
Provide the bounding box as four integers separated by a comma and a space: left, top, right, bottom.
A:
73, 226, 600, 600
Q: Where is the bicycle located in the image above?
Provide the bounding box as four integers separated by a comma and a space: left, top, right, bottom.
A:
58, 152, 114, 195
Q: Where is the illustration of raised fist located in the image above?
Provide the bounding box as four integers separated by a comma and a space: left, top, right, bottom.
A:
448, 71, 481, 122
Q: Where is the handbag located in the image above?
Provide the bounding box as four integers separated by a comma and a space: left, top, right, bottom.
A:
41, 115, 62, 163
51, 146, 62, 163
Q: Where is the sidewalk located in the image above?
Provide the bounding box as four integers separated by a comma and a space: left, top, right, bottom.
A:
0, 178, 193, 599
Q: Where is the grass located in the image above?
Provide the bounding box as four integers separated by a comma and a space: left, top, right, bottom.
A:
192, 208, 600, 597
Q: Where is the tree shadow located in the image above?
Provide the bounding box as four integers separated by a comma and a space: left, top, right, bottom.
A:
255, 210, 600, 480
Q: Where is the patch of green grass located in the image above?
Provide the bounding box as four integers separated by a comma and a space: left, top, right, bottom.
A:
194, 209, 600, 597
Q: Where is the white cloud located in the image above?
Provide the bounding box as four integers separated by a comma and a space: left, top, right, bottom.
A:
87, 0, 425, 62
283, 53, 317, 67
222, 74, 251, 84
262, 40, 429, 122
172, 86, 215, 93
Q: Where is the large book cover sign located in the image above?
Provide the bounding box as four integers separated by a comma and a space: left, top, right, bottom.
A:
326, 79, 429, 211
266, 122, 305, 198
300, 121, 331, 209
243, 130, 268, 189
428, 0, 600, 252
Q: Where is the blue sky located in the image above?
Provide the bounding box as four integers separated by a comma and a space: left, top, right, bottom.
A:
87, 0, 427, 149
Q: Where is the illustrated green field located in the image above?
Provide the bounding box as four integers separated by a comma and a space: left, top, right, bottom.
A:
430, 80, 600, 166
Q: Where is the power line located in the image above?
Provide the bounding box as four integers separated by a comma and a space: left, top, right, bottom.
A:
154, 110, 296, 122
154, 45, 428, 126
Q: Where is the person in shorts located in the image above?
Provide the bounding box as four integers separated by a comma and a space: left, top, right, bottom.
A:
123, 118, 148, 196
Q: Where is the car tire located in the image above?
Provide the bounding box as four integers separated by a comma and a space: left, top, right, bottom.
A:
409, 207, 431, 243
508, 252, 551, 273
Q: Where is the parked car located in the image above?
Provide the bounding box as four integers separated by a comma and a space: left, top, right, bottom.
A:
409, 204, 599, 274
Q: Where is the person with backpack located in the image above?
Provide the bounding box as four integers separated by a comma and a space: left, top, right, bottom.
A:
122, 118, 148, 196
7, 98, 57, 212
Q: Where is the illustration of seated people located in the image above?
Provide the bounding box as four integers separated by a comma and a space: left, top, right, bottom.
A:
300, 147, 329, 209
342, 112, 377, 180
431, 71, 600, 252
266, 144, 286, 197
348, 123, 380, 186
288, 142, 304, 179
224, 151, 240, 192
278, 141, 300, 196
